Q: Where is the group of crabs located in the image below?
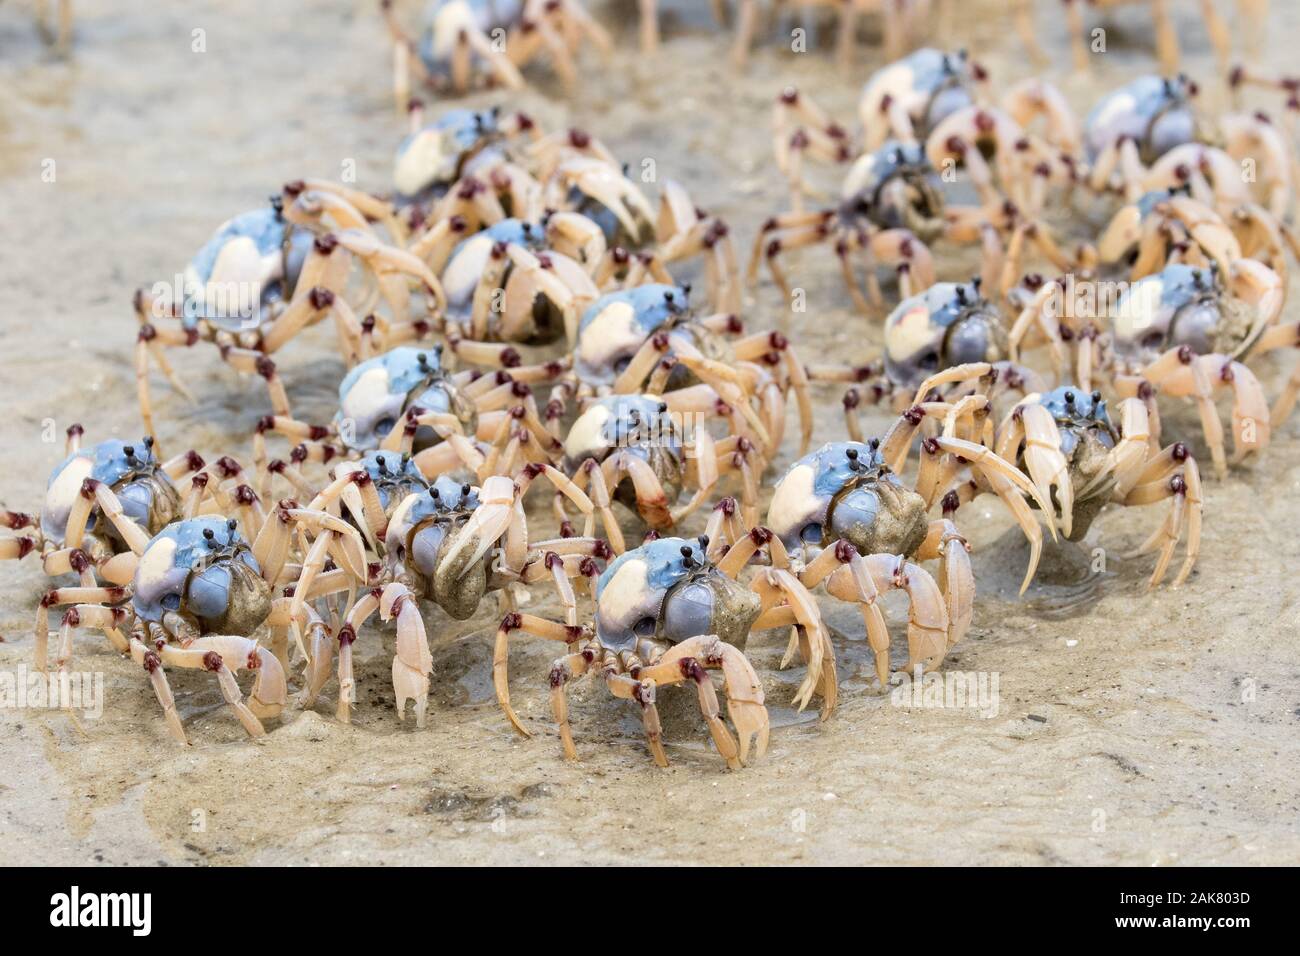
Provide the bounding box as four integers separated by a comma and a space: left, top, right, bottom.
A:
7, 9, 1300, 770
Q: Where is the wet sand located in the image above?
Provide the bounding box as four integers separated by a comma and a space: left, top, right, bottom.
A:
0, 0, 1298, 866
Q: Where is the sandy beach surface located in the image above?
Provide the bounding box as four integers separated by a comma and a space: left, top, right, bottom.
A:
0, 0, 1297, 866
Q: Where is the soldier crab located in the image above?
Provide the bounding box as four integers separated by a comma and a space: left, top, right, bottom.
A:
133, 189, 444, 448
529, 535, 774, 769
32, 511, 330, 742
2, 429, 207, 586
763, 51, 1078, 311
285, 466, 610, 731
812, 279, 1048, 414
704, 400, 1053, 690
381, 0, 612, 100
1012, 260, 1289, 478
995, 386, 1203, 590
552, 391, 765, 552
253, 343, 562, 496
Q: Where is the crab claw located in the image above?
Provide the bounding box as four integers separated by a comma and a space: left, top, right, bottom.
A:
380, 584, 432, 728
1009, 404, 1072, 534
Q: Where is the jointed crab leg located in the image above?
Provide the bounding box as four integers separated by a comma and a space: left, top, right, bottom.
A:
1006, 400, 1075, 537
914, 519, 975, 649
494, 613, 585, 737
752, 566, 837, 718
379, 583, 433, 728
1133, 348, 1270, 478
634, 635, 769, 769
1104, 399, 1204, 589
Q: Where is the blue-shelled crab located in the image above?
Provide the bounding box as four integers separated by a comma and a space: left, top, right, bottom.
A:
254, 344, 563, 495
285, 463, 609, 730
816, 279, 1048, 414
1012, 260, 1289, 479
381, 0, 612, 100
133, 188, 444, 449
32, 508, 336, 742
528, 535, 773, 769
553, 391, 759, 552
1, 428, 220, 590
994, 386, 1203, 590
763, 50, 1078, 311
1078, 73, 1289, 221
704, 393, 1052, 690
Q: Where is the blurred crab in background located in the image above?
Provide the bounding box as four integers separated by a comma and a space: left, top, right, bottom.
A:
1012, 260, 1291, 478
382, 0, 612, 102
994, 385, 1203, 590
1227, 63, 1300, 164
133, 186, 445, 449
285, 464, 609, 732
431, 215, 605, 352
1082, 72, 1293, 226
392, 103, 536, 211
1039, 0, 1246, 75
759, 49, 1080, 312
727, 0, 939, 68
1088, 188, 1295, 286
393, 108, 742, 316
26, 0, 73, 53
752, 140, 943, 315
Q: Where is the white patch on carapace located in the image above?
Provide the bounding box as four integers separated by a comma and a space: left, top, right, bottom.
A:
136, 536, 177, 589
577, 301, 644, 373
427, 1, 477, 61
886, 301, 936, 361
564, 403, 613, 460
1087, 91, 1138, 151
441, 233, 493, 309
601, 558, 651, 624
860, 61, 918, 129
42, 454, 94, 540
767, 462, 817, 540
1113, 276, 1166, 343
840, 152, 878, 201
340, 366, 395, 423
395, 129, 449, 197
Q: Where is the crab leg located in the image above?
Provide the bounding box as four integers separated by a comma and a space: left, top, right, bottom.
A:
581, 459, 624, 552
293, 602, 335, 710
869, 554, 949, 679
375, 584, 431, 728
494, 612, 585, 737
547, 650, 592, 761
197, 634, 288, 721
126, 636, 188, 744
701, 497, 746, 561
1141, 349, 1269, 476
1119, 449, 1203, 589
324, 592, 376, 722
156, 642, 270, 738
63, 479, 152, 555
635, 635, 769, 768
914, 519, 975, 648
1012, 402, 1073, 539
601, 667, 669, 767
753, 567, 836, 718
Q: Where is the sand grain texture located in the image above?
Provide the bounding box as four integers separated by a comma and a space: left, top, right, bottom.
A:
0, 0, 1297, 866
